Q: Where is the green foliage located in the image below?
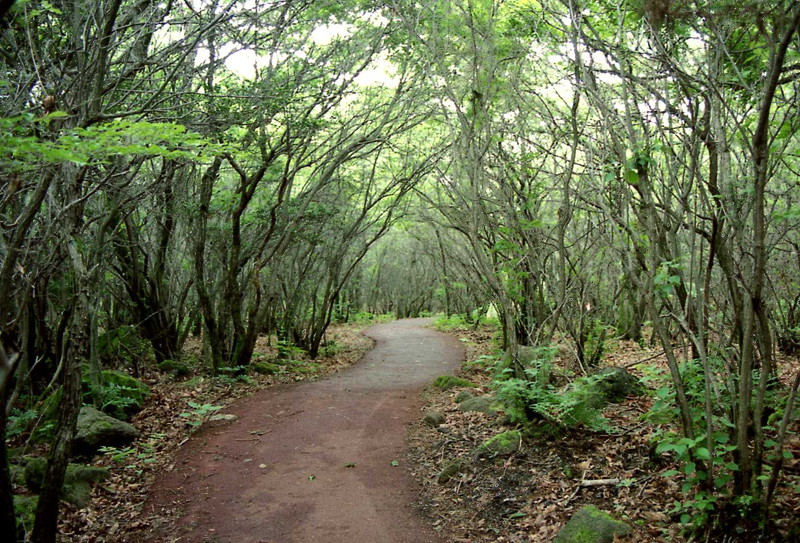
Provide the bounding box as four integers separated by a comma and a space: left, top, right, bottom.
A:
97, 325, 154, 371
0, 114, 220, 172
642, 359, 747, 534
89, 370, 150, 420
582, 319, 611, 368
350, 311, 395, 324
7, 408, 37, 439
319, 340, 341, 356
99, 435, 160, 474
179, 401, 223, 428
492, 346, 612, 433
276, 340, 307, 361
215, 366, 255, 385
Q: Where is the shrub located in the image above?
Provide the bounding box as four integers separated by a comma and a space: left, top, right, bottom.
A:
492, 345, 613, 433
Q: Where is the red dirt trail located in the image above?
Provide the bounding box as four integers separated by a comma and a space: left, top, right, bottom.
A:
139, 318, 464, 543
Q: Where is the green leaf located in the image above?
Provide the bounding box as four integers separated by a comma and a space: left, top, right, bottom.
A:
390, 460, 399, 467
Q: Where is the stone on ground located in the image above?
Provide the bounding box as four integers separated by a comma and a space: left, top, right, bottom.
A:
458, 395, 498, 415
553, 505, 631, 543
437, 459, 465, 484
423, 411, 446, 427
433, 375, 477, 390
472, 430, 522, 460
73, 406, 141, 455
24, 457, 109, 508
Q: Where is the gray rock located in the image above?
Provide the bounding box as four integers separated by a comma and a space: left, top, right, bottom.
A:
437, 459, 465, 484
24, 457, 109, 508
423, 411, 445, 427
73, 406, 141, 455
454, 390, 475, 404
553, 505, 631, 543
458, 395, 498, 415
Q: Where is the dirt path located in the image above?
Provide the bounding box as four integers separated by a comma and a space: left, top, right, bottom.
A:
138, 318, 464, 543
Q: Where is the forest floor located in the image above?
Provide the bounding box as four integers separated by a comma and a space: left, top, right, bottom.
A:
410, 323, 800, 542
48, 318, 800, 542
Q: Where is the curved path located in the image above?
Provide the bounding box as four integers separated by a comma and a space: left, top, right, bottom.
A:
140, 318, 464, 543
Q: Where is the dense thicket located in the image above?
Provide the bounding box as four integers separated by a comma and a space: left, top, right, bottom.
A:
3, 0, 800, 540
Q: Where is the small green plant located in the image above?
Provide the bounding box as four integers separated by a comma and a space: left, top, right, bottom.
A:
319, 340, 341, 357
215, 366, 255, 385
100, 440, 159, 474
276, 340, 307, 361
7, 408, 37, 439
179, 401, 223, 427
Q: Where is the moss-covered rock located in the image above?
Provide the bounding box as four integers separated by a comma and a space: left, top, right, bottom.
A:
458, 395, 498, 415
73, 406, 141, 455
24, 457, 109, 508
437, 459, 465, 484
454, 390, 475, 404
157, 359, 190, 377
589, 367, 643, 406
553, 505, 631, 543
252, 362, 282, 375
472, 430, 522, 460
98, 370, 150, 420
433, 375, 477, 390
423, 411, 446, 427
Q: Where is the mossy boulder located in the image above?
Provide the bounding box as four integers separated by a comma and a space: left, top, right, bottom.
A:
252, 362, 282, 375
98, 370, 150, 420
587, 367, 643, 408
73, 406, 141, 455
433, 375, 477, 390
437, 459, 465, 484
553, 505, 631, 543
423, 411, 446, 427
157, 359, 190, 377
24, 457, 109, 508
458, 395, 498, 415
472, 430, 522, 460
454, 390, 475, 403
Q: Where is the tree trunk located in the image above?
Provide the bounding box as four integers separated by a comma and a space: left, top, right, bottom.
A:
30, 344, 82, 543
